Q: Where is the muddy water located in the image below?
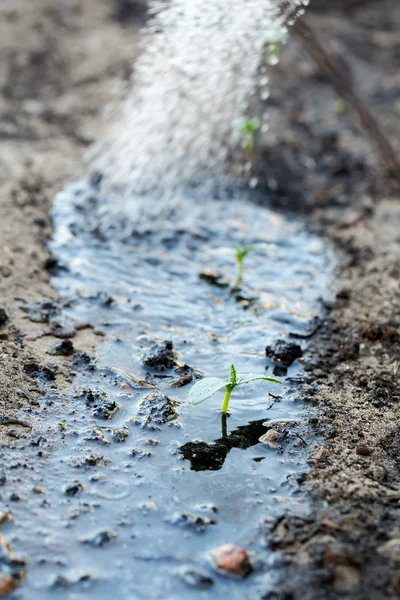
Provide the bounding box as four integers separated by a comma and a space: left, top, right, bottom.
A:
1, 180, 335, 599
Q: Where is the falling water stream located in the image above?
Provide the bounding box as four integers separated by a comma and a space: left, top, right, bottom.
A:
1, 1, 336, 598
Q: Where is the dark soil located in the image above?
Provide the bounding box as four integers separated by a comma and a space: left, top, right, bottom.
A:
258, 1, 400, 598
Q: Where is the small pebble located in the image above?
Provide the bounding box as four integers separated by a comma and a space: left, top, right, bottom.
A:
178, 567, 214, 589
63, 481, 84, 496
82, 530, 116, 547
211, 543, 252, 578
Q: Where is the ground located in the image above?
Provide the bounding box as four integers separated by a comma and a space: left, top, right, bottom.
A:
0, 0, 142, 444
0, 0, 399, 598
261, 2, 400, 598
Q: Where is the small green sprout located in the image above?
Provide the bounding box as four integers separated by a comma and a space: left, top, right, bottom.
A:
58, 422, 67, 432
236, 117, 262, 153
211, 242, 273, 283
235, 243, 254, 282
189, 364, 281, 414
334, 99, 346, 113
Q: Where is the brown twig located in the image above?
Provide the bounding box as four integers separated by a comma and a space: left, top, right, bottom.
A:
279, 2, 400, 177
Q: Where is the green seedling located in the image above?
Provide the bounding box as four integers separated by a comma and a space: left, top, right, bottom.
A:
211, 242, 273, 283
236, 117, 262, 153
334, 99, 346, 113
189, 364, 280, 414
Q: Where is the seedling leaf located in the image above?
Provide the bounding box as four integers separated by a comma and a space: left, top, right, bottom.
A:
188, 377, 228, 405
210, 247, 237, 257
189, 364, 281, 414
236, 373, 281, 386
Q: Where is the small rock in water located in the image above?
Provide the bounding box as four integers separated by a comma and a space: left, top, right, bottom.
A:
211, 544, 252, 578
133, 392, 179, 430
178, 567, 214, 589
168, 512, 216, 533
273, 365, 287, 377
80, 453, 106, 468
0, 533, 26, 594
198, 270, 229, 288
52, 575, 69, 589
130, 448, 152, 459
171, 364, 200, 387
81, 530, 116, 547
0, 575, 18, 597
265, 340, 302, 367
82, 389, 119, 420
0, 514, 12, 527
63, 481, 84, 496
83, 428, 110, 446
141, 340, 176, 371
112, 426, 129, 443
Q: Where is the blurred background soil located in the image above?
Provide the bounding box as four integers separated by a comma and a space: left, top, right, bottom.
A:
0, 0, 143, 444
0, 1, 399, 598
262, 2, 400, 598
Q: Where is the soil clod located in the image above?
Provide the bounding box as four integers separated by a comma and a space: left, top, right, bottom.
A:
0, 309, 9, 328
265, 340, 303, 367
134, 392, 179, 429
48, 340, 74, 356
81, 530, 116, 547
142, 340, 177, 372
168, 512, 216, 532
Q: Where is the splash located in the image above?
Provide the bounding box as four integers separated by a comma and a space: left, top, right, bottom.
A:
90, 0, 307, 215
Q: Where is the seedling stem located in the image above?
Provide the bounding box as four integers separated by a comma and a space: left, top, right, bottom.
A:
222, 386, 232, 414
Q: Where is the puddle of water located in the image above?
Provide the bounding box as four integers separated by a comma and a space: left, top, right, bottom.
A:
0, 1, 330, 596
1, 181, 335, 599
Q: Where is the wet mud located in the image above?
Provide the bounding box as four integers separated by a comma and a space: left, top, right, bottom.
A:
0, 179, 335, 598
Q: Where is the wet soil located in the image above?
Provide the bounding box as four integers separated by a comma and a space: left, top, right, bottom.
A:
0, 0, 142, 445
0, 0, 399, 599
9, 176, 331, 598
258, 1, 400, 598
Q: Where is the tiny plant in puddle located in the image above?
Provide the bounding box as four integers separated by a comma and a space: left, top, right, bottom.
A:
189, 364, 280, 414
236, 117, 262, 154
211, 242, 273, 283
